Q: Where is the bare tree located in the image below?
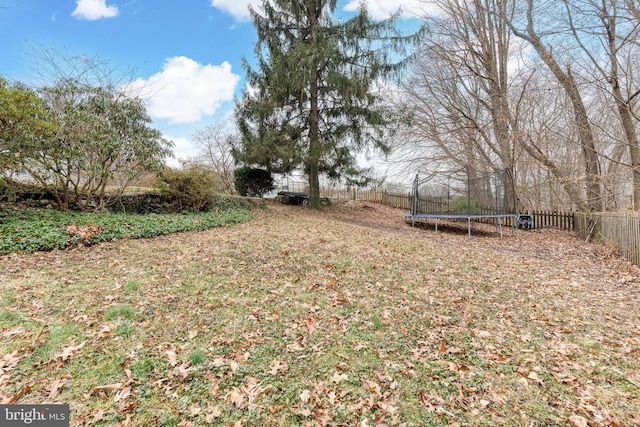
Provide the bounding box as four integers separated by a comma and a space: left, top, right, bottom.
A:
508, 0, 603, 210
561, 0, 640, 209
192, 118, 238, 194
393, 0, 526, 213
396, 0, 515, 167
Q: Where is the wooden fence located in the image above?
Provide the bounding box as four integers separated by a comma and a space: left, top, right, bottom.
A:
528, 210, 574, 231
574, 212, 640, 267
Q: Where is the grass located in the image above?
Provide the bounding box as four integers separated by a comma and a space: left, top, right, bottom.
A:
0, 203, 639, 426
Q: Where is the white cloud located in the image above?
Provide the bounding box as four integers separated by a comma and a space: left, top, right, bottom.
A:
210, 0, 260, 22
211, 0, 431, 22
72, 0, 119, 20
164, 135, 198, 168
128, 56, 240, 124
343, 0, 435, 19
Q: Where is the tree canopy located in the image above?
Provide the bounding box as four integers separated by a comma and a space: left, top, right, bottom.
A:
0, 78, 56, 174
1, 76, 172, 211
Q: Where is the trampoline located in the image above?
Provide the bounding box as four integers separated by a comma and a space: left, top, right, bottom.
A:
406, 166, 518, 237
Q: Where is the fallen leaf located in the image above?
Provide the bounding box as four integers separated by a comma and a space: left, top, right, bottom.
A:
268, 359, 288, 375
188, 329, 198, 340
228, 387, 245, 408
93, 383, 123, 392
95, 326, 112, 340
204, 402, 222, 423
300, 389, 311, 404
314, 408, 332, 426
189, 404, 201, 415
53, 341, 86, 362
330, 371, 348, 384
568, 415, 588, 427
0, 351, 22, 370
2, 382, 34, 404
418, 389, 445, 413
334, 351, 351, 361
205, 405, 222, 422
208, 378, 220, 396
211, 357, 226, 367
1, 326, 25, 337
175, 363, 192, 380
298, 408, 312, 416
114, 386, 131, 402
93, 409, 104, 421
306, 317, 316, 333
165, 350, 178, 367
49, 378, 68, 399
527, 371, 543, 385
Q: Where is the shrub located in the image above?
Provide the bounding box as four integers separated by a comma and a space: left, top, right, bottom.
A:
451, 196, 479, 214
155, 162, 218, 212
234, 167, 274, 197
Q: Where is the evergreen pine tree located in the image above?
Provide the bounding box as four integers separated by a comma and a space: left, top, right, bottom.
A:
235, 0, 414, 208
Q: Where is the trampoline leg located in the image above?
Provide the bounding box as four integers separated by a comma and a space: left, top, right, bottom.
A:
467, 217, 471, 238
435, 219, 438, 232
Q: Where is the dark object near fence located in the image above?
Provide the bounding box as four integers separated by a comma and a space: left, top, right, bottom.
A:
517, 214, 533, 229
278, 191, 309, 206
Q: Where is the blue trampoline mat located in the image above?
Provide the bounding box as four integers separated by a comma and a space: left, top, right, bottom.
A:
405, 214, 517, 220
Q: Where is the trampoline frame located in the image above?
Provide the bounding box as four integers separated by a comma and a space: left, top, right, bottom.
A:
405, 213, 518, 237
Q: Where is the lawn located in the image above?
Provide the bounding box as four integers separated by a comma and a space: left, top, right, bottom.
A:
1, 202, 639, 426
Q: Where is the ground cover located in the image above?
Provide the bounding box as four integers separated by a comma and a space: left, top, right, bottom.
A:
0, 206, 253, 255
1, 201, 639, 426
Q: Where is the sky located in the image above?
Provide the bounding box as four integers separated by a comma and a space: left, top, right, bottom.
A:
0, 0, 425, 167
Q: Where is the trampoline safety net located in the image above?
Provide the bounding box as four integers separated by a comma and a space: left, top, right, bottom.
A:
407, 166, 519, 237
411, 166, 516, 217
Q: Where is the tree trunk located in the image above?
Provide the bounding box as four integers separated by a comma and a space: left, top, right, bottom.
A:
511, 0, 602, 211
603, 5, 640, 209
307, 1, 321, 209
517, 133, 587, 211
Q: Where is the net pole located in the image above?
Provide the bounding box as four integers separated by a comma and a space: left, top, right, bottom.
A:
466, 163, 471, 216
507, 167, 519, 238
467, 164, 471, 238
412, 173, 419, 227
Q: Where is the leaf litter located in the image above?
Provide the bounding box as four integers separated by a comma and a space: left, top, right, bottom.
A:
0, 201, 639, 426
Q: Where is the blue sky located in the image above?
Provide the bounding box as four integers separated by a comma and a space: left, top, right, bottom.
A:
0, 0, 425, 166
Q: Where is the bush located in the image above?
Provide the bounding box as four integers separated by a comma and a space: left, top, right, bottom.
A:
155, 163, 218, 212
234, 167, 274, 197
451, 196, 479, 214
